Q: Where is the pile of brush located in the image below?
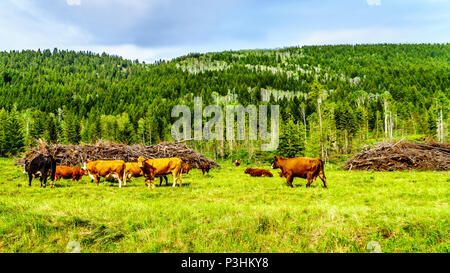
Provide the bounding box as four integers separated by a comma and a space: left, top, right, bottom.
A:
345, 140, 450, 171
18, 140, 220, 169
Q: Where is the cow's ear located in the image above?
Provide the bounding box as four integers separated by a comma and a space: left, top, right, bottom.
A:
274, 156, 278, 161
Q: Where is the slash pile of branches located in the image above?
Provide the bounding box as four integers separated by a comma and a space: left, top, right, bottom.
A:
345, 140, 450, 171
18, 140, 220, 169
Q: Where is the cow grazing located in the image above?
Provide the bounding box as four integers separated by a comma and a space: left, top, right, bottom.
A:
200, 163, 211, 176
271, 156, 327, 188
244, 168, 274, 177
159, 163, 189, 186
25, 155, 56, 188
125, 162, 143, 180
182, 163, 190, 174
234, 160, 241, 167
138, 156, 183, 188
83, 160, 127, 188
54, 166, 86, 185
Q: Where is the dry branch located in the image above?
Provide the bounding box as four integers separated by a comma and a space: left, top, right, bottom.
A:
18, 140, 220, 170
345, 140, 450, 171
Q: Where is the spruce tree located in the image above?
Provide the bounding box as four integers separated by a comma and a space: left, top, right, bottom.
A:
64, 111, 81, 144
6, 110, 25, 155
278, 118, 305, 158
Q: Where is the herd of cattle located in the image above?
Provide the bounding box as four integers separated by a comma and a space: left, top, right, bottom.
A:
23, 155, 327, 189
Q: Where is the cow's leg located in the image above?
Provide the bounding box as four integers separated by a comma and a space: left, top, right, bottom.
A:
285, 174, 294, 188
319, 174, 327, 188
159, 177, 163, 186
148, 175, 155, 189
28, 173, 33, 186
306, 173, 313, 187
172, 173, 177, 187
42, 173, 48, 188
95, 175, 100, 186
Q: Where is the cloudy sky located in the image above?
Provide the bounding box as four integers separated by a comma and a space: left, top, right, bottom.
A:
1, 0, 449, 63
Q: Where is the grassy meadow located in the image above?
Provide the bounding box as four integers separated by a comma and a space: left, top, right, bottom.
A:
0, 157, 448, 253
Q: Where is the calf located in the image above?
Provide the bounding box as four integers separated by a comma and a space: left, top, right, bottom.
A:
25, 155, 56, 188
244, 168, 273, 177
271, 156, 327, 188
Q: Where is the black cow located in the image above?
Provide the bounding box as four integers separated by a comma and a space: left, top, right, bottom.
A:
24, 155, 56, 188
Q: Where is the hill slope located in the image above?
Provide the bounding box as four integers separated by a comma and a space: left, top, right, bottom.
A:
0, 44, 448, 158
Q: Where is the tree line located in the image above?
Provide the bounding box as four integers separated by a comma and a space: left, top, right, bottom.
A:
0, 44, 448, 161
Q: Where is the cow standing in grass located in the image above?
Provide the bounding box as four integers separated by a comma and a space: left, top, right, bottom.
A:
271, 156, 327, 188
83, 160, 127, 188
53, 166, 86, 186
24, 155, 56, 188
138, 156, 183, 189
125, 162, 143, 184
200, 163, 211, 176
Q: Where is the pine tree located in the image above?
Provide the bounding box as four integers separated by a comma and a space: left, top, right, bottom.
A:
6, 110, 25, 155
278, 118, 305, 158
45, 114, 59, 144
64, 111, 81, 144
0, 109, 8, 156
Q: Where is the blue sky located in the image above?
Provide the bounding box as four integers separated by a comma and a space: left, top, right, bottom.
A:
1, 0, 449, 62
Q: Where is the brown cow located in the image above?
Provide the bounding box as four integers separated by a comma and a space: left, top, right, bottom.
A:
125, 162, 143, 183
271, 156, 327, 188
200, 163, 211, 176
83, 160, 127, 188
157, 164, 189, 186
244, 168, 273, 177
53, 166, 86, 186
182, 163, 190, 174
233, 160, 241, 167
138, 156, 183, 189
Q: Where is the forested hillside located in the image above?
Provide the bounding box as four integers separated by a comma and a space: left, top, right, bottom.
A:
0, 44, 448, 161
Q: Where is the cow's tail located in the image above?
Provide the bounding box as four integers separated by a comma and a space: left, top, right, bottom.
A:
50, 155, 56, 182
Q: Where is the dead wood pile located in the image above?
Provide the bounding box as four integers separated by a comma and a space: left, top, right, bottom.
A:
345, 141, 450, 171
18, 140, 220, 169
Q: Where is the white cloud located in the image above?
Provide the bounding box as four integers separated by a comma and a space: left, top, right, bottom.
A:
66, 0, 81, 6
366, 0, 381, 6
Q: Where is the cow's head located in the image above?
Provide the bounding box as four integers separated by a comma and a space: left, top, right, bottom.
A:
244, 168, 251, 174
271, 156, 282, 169
82, 161, 89, 172
137, 156, 146, 169
23, 160, 29, 174
182, 163, 190, 174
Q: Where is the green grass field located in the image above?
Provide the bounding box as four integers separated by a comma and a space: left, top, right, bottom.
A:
0, 157, 448, 253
